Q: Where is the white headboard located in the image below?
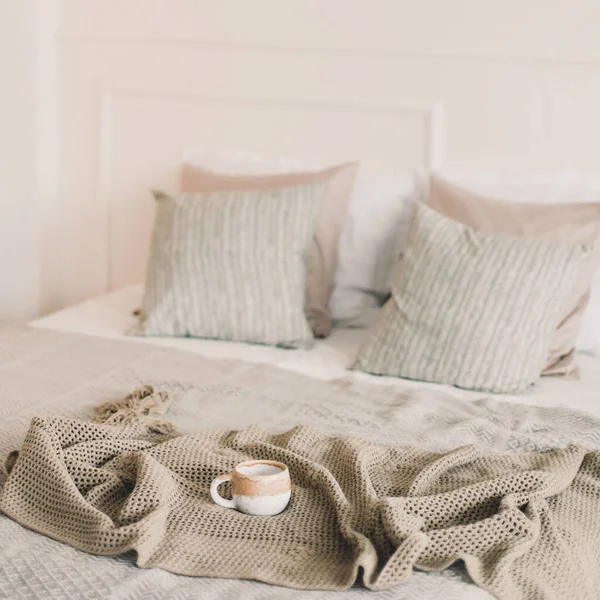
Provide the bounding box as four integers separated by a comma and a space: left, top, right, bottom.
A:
43, 0, 600, 314
98, 89, 443, 292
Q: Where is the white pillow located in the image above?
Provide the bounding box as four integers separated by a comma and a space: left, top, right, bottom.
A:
330, 170, 422, 327
437, 169, 600, 355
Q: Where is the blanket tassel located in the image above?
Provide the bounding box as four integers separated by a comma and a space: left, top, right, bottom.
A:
94, 385, 177, 435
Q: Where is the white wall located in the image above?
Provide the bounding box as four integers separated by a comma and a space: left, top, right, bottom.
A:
0, 0, 58, 320
0, 1, 39, 320
3, 1, 600, 319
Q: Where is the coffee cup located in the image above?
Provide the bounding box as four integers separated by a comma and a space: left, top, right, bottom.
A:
210, 459, 291, 516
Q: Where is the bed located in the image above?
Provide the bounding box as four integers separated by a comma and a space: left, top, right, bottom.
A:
7, 5, 600, 593
0, 283, 598, 599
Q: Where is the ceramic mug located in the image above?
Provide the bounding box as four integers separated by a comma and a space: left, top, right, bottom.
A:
210, 459, 291, 516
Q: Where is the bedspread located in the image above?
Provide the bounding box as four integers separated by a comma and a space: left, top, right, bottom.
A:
2, 327, 600, 600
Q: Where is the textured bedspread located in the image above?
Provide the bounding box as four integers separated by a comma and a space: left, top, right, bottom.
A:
2, 327, 600, 600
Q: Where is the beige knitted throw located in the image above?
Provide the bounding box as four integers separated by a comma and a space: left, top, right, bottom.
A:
2, 399, 600, 600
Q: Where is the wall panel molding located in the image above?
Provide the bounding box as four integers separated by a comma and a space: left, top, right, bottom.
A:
56, 34, 600, 69
98, 84, 444, 290
55, 0, 600, 66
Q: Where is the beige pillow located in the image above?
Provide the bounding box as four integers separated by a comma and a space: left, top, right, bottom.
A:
428, 176, 600, 377
181, 162, 358, 338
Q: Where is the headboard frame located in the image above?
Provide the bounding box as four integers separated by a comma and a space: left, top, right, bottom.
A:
98, 87, 444, 292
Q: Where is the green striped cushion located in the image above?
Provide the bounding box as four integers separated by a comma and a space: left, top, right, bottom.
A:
133, 183, 325, 348
354, 202, 593, 393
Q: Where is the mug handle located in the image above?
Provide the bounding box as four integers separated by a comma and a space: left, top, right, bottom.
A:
210, 473, 236, 509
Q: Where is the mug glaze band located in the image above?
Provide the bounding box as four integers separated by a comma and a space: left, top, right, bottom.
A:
233, 461, 290, 497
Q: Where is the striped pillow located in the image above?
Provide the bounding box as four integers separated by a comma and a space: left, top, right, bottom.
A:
353, 203, 593, 393
133, 183, 325, 348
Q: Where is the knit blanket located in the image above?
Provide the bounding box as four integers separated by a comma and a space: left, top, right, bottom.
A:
2, 405, 600, 599
2, 327, 600, 600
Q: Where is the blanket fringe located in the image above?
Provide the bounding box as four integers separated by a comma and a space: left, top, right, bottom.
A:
3, 386, 175, 478
94, 385, 176, 434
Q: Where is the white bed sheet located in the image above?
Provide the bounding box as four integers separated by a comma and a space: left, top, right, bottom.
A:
31, 284, 600, 418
